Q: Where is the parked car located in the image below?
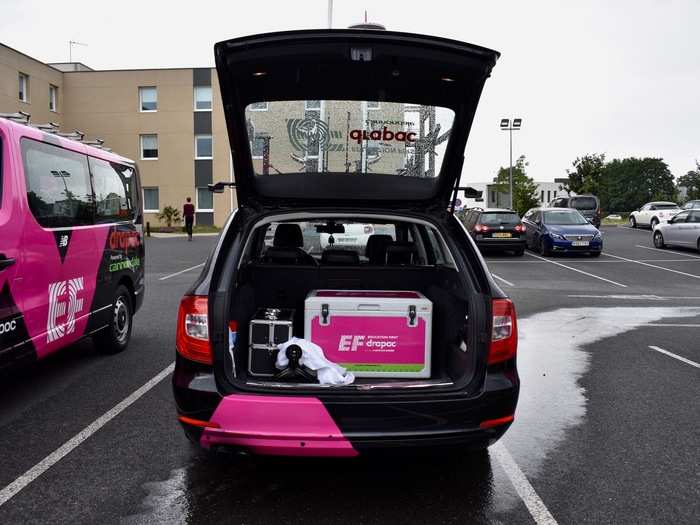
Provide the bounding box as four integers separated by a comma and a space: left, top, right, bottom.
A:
549, 194, 601, 227
172, 30, 519, 457
522, 207, 603, 257
681, 200, 700, 210
628, 201, 680, 229
463, 208, 526, 255
0, 115, 144, 370
652, 209, 700, 252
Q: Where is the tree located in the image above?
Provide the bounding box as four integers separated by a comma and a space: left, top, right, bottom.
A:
158, 205, 180, 228
493, 155, 539, 216
677, 162, 700, 201
562, 153, 606, 196
602, 157, 676, 212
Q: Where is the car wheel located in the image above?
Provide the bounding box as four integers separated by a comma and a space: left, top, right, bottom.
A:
538, 238, 551, 257
93, 285, 133, 354
653, 231, 665, 249
697, 238, 700, 254
514, 248, 525, 256
629, 216, 637, 228
650, 218, 659, 229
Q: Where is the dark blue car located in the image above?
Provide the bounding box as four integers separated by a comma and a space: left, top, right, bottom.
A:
522, 207, 603, 257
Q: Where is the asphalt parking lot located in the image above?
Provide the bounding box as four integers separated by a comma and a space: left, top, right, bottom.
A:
0, 226, 698, 524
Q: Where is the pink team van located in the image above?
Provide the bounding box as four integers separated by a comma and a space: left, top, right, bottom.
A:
0, 115, 144, 369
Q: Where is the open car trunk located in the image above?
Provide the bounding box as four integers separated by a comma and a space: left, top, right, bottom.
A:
223, 215, 485, 394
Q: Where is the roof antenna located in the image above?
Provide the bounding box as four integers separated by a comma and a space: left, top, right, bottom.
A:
68, 40, 87, 62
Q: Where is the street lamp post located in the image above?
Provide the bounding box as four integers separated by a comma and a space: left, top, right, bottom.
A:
500, 118, 522, 210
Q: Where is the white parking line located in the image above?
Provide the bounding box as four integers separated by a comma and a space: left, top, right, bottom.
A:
634, 244, 700, 259
492, 273, 515, 287
648, 346, 700, 369
159, 262, 205, 281
524, 252, 627, 287
568, 294, 700, 301
645, 323, 700, 328
0, 363, 175, 507
492, 442, 558, 525
604, 252, 700, 280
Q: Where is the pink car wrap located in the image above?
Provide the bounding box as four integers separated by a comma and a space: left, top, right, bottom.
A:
0, 118, 144, 368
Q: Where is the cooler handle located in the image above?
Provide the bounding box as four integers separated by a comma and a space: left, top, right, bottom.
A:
357, 303, 381, 311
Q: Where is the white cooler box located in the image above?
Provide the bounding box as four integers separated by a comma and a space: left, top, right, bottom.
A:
304, 290, 432, 378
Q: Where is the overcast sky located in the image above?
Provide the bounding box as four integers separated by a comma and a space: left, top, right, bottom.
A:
3, 0, 698, 183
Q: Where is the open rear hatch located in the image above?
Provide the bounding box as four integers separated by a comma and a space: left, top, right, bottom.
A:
214, 29, 500, 211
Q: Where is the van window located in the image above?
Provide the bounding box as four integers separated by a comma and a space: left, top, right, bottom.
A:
89, 157, 135, 222
570, 197, 597, 210
21, 138, 94, 228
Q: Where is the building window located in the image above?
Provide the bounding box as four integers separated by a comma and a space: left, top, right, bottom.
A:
139, 86, 157, 112
249, 101, 268, 111
554, 190, 557, 198
49, 85, 58, 112
196, 187, 213, 211
140, 134, 158, 159
143, 187, 159, 212
194, 86, 212, 111
367, 101, 380, 110
547, 190, 551, 203
491, 191, 496, 203
194, 135, 213, 159
251, 135, 266, 159
18, 73, 29, 102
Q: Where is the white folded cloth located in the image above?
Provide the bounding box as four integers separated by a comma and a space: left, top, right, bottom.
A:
276, 337, 355, 385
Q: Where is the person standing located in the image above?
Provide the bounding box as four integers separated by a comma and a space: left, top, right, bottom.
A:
183, 197, 195, 241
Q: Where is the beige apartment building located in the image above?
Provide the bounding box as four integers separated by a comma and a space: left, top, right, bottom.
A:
1, 43, 234, 227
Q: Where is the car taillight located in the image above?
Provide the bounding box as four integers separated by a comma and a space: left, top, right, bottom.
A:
488, 298, 517, 365
514, 224, 526, 233
475, 224, 490, 233
176, 295, 212, 364
364, 225, 374, 234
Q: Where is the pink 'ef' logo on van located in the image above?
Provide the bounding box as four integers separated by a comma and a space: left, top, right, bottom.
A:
337, 335, 398, 352
46, 277, 85, 343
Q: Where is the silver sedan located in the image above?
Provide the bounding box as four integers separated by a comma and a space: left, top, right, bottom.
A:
653, 210, 700, 252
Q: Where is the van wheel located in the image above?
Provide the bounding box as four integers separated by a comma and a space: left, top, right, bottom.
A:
94, 285, 133, 354
653, 231, 665, 249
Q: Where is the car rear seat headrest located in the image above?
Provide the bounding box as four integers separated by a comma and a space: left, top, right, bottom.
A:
322, 248, 360, 265
365, 234, 394, 265
386, 242, 417, 265
273, 224, 304, 248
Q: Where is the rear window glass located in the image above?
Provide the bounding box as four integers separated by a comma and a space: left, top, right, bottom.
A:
245, 100, 455, 177
570, 197, 597, 210
654, 203, 678, 209
479, 212, 520, 226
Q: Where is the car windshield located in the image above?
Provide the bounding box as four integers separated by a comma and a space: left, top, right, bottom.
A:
543, 210, 588, 225
479, 212, 520, 226
245, 100, 455, 177
570, 197, 597, 210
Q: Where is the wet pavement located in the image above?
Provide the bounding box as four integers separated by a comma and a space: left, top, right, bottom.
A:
1, 227, 699, 524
